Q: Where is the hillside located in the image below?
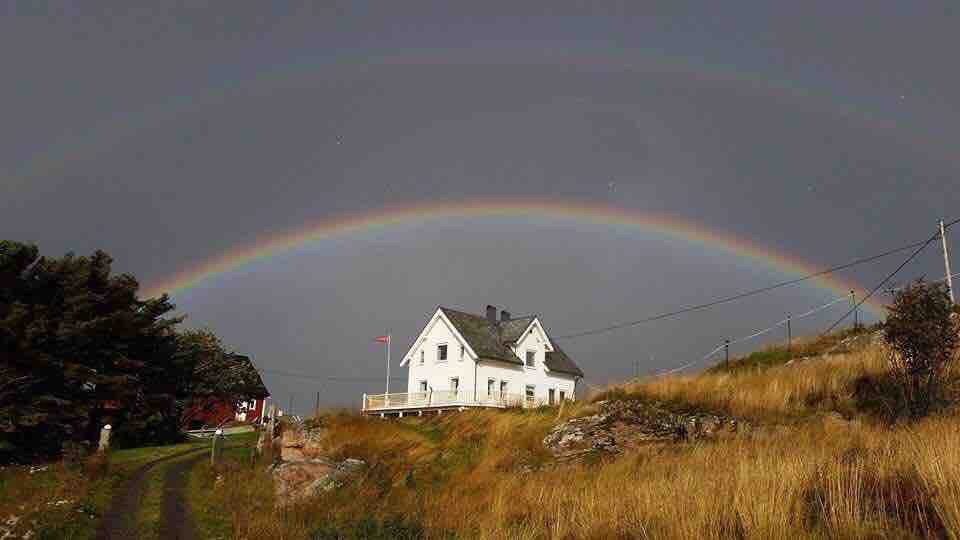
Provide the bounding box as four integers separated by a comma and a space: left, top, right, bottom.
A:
186, 334, 960, 539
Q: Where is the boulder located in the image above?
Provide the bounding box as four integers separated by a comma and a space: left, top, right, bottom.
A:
272, 423, 364, 506
280, 425, 328, 461
272, 457, 366, 506
544, 399, 740, 461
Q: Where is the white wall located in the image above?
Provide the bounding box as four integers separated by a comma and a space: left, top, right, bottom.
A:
403, 312, 577, 403
510, 319, 577, 403
405, 312, 475, 395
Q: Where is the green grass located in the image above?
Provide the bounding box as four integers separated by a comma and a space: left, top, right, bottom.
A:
136, 467, 166, 540
0, 430, 256, 540
707, 325, 876, 374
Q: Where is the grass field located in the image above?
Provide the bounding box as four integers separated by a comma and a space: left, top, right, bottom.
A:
203, 337, 960, 539
0, 434, 248, 539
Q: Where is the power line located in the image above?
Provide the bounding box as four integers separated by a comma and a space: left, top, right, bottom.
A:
653, 294, 851, 377
822, 230, 942, 335
553, 234, 945, 341
256, 367, 404, 382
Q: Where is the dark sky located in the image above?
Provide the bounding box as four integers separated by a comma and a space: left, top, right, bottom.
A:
4, 2, 960, 411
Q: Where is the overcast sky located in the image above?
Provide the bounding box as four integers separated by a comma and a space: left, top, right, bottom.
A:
4, 2, 960, 411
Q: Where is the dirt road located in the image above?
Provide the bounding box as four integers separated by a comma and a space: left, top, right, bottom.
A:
95, 448, 207, 540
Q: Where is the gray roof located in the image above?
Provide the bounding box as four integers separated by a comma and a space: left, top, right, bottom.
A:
437, 307, 583, 376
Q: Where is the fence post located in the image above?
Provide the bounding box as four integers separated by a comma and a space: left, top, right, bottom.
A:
210, 428, 222, 467
97, 424, 112, 453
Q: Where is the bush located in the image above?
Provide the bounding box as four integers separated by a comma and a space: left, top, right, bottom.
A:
882, 280, 960, 418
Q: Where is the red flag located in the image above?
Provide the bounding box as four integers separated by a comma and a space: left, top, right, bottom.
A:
373, 335, 390, 344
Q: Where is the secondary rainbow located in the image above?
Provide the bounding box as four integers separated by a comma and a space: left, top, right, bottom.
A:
143, 200, 885, 315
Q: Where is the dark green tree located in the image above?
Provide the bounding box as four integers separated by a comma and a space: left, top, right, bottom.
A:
176, 328, 268, 429
0, 241, 184, 460
882, 280, 960, 418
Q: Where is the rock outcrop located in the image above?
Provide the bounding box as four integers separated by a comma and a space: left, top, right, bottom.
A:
272, 457, 366, 506
271, 423, 365, 506
543, 399, 742, 461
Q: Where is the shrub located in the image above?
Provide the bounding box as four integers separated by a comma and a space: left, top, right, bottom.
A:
882, 280, 960, 418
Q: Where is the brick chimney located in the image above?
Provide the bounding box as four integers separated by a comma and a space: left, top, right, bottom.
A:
501, 310, 511, 322
486, 305, 497, 323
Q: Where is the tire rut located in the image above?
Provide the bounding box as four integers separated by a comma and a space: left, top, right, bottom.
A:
158, 452, 207, 540
95, 447, 207, 540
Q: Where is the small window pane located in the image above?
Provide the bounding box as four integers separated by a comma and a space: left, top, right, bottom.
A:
526, 351, 536, 367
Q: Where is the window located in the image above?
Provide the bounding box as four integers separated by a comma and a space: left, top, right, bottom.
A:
487, 378, 496, 396
559, 390, 566, 401
419, 350, 424, 365
419, 380, 428, 392
500, 381, 509, 395
525, 385, 535, 402
450, 377, 459, 393
526, 350, 536, 368
437, 344, 448, 362
460, 344, 465, 361
548, 389, 556, 406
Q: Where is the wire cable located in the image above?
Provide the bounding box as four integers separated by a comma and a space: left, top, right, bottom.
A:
822, 232, 941, 335
557, 218, 959, 341
555, 241, 922, 339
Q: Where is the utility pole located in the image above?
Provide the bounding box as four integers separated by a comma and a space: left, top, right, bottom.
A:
724, 339, 730, 367
786, 315, 792, 353
314, 391, 320, 419
941, 220, 955, 304
850, 290, 859, 329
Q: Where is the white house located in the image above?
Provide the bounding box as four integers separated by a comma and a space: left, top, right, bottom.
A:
362, 305, 584, 415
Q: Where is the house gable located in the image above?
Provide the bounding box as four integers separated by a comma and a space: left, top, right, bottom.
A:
399, 308, 479, 367
511, 318, 554, 355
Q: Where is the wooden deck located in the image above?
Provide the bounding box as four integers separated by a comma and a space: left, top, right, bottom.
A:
362, 390, 538, 416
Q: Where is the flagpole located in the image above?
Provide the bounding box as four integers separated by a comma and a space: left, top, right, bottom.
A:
385, 331, 391, 395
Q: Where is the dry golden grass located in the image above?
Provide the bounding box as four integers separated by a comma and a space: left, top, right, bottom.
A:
205, 344, 960, 539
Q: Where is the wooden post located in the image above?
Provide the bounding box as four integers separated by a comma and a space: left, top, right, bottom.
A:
97, 424, 112, 453
255, 426, 266, 457
268, 405, 277, 442
786, 315, 792, 353
210, 429, 222, 466
941, 220, 955, 303
851, 290, 859, 329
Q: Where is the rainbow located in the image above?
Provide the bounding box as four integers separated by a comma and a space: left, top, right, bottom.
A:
143, 199, 886, 315
8, 45, 958, 190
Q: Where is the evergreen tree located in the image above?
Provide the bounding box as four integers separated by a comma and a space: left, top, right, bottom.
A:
0, 241, 184, 460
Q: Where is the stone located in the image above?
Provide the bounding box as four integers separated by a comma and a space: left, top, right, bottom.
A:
271, 423, 363, 505
271, 457, 366, 505
543, 399, 739, 461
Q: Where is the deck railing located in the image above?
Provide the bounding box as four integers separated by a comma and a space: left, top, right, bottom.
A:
362, 390, 545, 411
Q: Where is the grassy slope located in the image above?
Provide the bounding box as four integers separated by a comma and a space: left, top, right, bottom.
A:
0, 433, 260, 539
175, 337, 960, 539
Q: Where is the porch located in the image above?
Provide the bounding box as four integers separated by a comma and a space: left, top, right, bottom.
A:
361, 390, 539, 416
